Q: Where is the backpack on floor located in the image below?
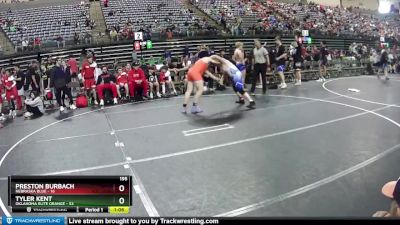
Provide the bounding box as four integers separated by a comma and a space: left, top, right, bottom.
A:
76, 94, 88, 108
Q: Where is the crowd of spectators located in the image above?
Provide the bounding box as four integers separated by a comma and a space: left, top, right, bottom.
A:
197, 0, 400, 40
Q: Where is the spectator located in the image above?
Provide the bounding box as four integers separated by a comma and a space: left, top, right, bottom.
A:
33, 37, 41, 50
24, 90, 44, 119
74, 33, 80, 45
147, 66, 161, 99
373, 178, 400, 217
110, 28, 118, 41
292, 32, 304, 86
164, 49, 172, 64
274, 36, 287, 89
116, 67, 129, 99
28, 60, 40, 92
21, 39, 28, 52
96, 66, 118, 106
84, 32, 92, 44
379, 47, 389, 80
56, 35, 65, 48
318, 41, 328, 82
128, 61, 149, 99
166, 29, 173, 40
50, 58, 76, 112
2, 70, 18, 117
14, 66, 25, 110
81, 55, 98, 105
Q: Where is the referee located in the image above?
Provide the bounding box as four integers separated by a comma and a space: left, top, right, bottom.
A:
251, 39, 270, 95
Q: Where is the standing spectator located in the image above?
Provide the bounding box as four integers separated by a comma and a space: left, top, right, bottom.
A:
379, 47, 390, 80
128, 61, 149, 99
50, 58, 76, 112
24, 91, 44, 119
67, 55, 78, 79
96, 66, 118, 106
183, 45, 190, 63
318, 41, 328, 82
29, 60, 41, 92
67, 55, 79, 96
14, 66, 25, 110
251, 39, 269, 96
2, 70, 17, 118
274, 36, 287, 89
74, 32, 80, 45
292, 32, 304, 86
132, 49, 137, 62
0, 69, 4, 121
164, 49, 172, 64
81, 55, 98, 105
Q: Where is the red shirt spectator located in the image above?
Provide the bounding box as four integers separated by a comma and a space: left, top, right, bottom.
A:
34, 37, 41, 46
81, 59, 96, 79
67, 57, 78, 75
128, 67, 146, 82
128, 65, 148, 98
117, 72, 128, 84
166, 30, 173, 39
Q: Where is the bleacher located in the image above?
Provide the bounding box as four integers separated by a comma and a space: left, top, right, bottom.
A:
0, 36, 369, 87
194, 0, 258, 30
101, 0, 200, 34
0, 2, 90, 47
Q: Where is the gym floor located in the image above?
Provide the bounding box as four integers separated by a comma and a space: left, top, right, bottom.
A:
0, 75, 399, 217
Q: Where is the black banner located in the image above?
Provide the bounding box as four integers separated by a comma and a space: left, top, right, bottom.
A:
66, 217, 400, 225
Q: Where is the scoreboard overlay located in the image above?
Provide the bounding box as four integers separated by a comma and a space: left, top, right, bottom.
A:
8, 176, 132, 213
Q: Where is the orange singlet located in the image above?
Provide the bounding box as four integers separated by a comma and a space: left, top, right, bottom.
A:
187, 59, 208, 82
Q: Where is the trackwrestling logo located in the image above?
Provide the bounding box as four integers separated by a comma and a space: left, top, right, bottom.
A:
2, 217, 64, 225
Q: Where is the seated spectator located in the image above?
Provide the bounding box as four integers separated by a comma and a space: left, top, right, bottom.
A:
96, 66, 118, 106
110, 28, 118, 41
34, 37, 41, 50
21, 39, 28, 52
373, 178, 400, 217
147, 66, 161, 99
24, 91, 44, 119
166, 29, 173, 40
115, 67, 129, 99
74, 32, 80, 45
128, 61, 149, 99
84, 32, 92, 44
56, 35, 65, 48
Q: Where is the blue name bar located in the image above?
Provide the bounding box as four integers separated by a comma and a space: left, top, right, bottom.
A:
2, 217, 64, 225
